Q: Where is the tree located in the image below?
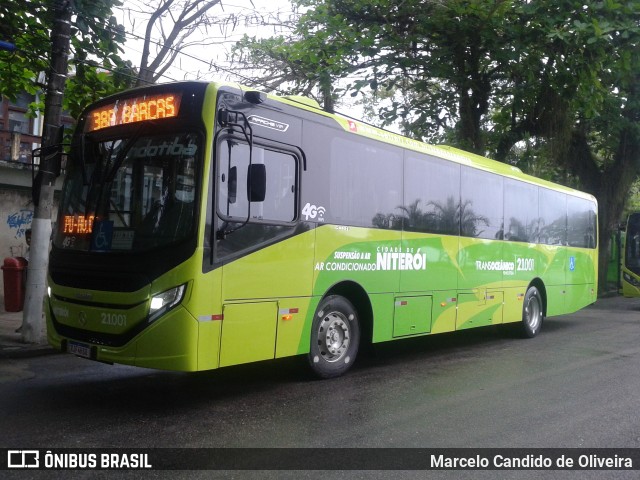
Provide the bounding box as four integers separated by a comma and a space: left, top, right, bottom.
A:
22, 0, 73, 343
0, 2, 49, 101
233, 1, 367, 112
1, 0, 130, 342
235, 0, 520, 145
492, 1, 640, 291
119, 0, 252, 86
237, 0, 640, 292
0, 0, 132, 119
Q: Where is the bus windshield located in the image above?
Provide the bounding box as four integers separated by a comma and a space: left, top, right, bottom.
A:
54, 130, 201, 253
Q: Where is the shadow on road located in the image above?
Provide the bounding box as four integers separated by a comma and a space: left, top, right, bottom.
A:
17, 317, 583, 416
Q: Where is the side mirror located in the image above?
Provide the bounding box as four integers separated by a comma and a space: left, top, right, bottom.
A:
247, 164, 266, 202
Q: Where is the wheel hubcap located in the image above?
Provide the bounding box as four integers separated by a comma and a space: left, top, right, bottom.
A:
525, 295, 541, 331
318, 312, 350, 362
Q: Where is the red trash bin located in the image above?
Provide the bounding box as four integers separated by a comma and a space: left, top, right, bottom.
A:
2, 257, 28, 312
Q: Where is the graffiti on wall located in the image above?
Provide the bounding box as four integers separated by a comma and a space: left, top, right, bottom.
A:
7, 209, 33, 238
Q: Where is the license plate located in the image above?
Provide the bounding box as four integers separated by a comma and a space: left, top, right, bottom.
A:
67, 341, 91, 359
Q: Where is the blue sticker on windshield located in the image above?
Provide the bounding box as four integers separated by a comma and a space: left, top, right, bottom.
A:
91, 220, 113, 251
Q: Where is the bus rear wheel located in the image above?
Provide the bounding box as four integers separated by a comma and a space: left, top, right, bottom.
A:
308, 295, 360, 379
521, 286, 544, 338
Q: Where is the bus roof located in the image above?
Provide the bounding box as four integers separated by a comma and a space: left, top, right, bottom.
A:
237, 82, 596, 204
97, 80, 596, 204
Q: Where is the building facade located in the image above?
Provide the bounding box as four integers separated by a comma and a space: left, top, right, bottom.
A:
0, 92, 42, 164
1, 92, 66, 310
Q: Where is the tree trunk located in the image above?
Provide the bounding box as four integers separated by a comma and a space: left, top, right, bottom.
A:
22, 0, 71, 343
596, 129, 640, 293
319, 72, 334, 114
566, 126, 640, 295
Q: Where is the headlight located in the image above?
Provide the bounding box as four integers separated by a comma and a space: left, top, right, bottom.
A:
623, 272, 640, 287
149, 284, 186, 322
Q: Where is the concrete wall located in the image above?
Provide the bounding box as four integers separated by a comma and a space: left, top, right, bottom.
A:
1, 165, 61, 310
0, 186, 33, 309
1, 187, 33, 257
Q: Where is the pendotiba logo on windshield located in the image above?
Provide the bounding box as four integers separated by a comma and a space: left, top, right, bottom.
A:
131, 138, 198, 158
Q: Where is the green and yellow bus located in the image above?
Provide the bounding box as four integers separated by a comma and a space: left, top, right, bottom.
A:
622, 212, 640, 297
46, 81, 598, 377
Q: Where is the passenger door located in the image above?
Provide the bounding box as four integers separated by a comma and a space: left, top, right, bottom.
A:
215, 135, 312, 365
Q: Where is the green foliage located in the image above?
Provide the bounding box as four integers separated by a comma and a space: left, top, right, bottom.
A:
625, 180, 640, 218
495, 1, 640, 161
238, 0, 639, 174
0, 0, 134, 122
0, 2, 50, 99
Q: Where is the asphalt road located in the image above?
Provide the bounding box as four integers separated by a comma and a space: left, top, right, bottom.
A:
2, 296, 640, 479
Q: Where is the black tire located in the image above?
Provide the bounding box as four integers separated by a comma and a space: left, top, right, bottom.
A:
521, 286, 544, 338
308, 295, 360, 379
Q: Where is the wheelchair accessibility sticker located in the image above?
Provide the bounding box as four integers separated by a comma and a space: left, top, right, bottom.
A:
91, 220, 113, 251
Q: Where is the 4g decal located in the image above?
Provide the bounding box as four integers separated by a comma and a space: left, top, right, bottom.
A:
302, 202, 326, 222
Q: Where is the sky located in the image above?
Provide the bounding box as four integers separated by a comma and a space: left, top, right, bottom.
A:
114, 0, 297, 85
112, 0, 369, 125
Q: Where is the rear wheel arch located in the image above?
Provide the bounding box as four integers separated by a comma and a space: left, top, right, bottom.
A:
520, 281, 546, 338
324, 281, 373, 347
529, 278, 547, 317
306, 281, 373, 378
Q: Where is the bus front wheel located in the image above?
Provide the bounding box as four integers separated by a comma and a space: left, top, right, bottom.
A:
521, 286, 544, 338
308, 295, 360, 379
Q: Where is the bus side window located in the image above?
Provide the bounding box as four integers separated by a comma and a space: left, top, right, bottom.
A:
252, 149, 296, 222
460, 167, 503, 240
568, 196, 597, 248
217, 139, 297, 224
539, 189, 567, 246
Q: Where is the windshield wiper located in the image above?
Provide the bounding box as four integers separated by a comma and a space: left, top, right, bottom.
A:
105, 123, 150, 183
83, 124, 150, 218
109, 198, 129, 227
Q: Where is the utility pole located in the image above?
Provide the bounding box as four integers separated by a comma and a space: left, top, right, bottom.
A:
22, 0, 72, 343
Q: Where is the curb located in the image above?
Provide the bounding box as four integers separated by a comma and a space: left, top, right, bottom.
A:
0, 344, 58, 360
0, 309, 58, 360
